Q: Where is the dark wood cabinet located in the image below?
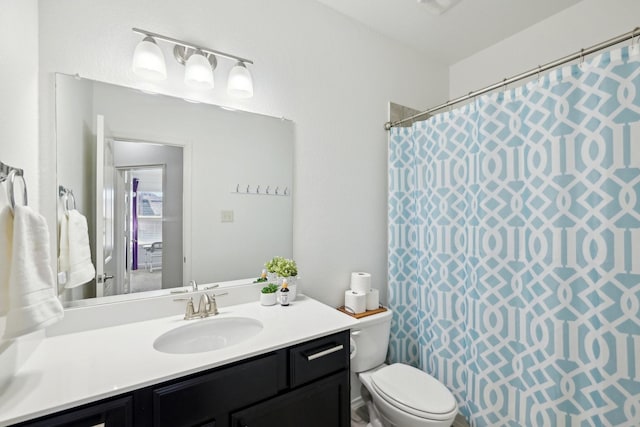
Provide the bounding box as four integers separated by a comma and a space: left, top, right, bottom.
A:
17, 396, 133, 427
15, 331, 350, 427
231, 372, 349, 427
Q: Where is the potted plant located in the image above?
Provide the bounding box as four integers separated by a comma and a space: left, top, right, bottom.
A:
265, 257, 297, 279
265, 257, 298, 300
260, 283, 279, 306
264, 257, 283, 282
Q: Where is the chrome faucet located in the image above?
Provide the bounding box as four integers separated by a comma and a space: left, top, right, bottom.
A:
189, 280, 220, 292
174, 292, 228, 320
198, 293, 213, 315
204, 292, 228, 316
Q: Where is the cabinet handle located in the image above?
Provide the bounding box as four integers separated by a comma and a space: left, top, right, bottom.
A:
306, 344, 344, 361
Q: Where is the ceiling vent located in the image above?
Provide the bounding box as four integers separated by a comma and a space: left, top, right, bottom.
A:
417, 0, 462, 15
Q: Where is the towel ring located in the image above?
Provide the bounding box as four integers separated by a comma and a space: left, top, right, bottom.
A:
68, 192, 77, 210
8, 169, 28, 213
63, 191, 76, 214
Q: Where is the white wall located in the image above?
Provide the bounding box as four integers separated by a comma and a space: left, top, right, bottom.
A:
0, 0, 39, 208
38, 0, 449, 308
0, 0, 42, 390
449, 0, 640, 97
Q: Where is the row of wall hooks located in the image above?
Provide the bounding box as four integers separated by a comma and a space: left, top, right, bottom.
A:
0, 161, 28, 213
58, 185, 77, 214
232, 184, 290, 196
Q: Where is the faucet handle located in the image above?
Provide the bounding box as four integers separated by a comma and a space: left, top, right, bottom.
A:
174, 297, 197, 320
207, 292, 228, 316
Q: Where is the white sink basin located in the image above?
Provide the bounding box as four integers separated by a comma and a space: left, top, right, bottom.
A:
153, 317, 263, 354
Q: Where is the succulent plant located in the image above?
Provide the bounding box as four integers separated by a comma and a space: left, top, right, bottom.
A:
261, 283, 279, 294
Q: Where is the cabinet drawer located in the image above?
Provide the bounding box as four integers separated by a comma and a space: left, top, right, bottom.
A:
289, 330, 349, 388
152, 353, 281, 427
17, 396, 132, 427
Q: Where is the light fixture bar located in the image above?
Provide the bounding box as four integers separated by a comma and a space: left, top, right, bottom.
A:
132, 28, 253, 65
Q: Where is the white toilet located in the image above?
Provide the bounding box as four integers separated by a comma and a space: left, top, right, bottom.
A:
351, 309, 458, 427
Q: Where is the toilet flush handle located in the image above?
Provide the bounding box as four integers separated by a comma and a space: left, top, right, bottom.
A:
351, 329, 362, 336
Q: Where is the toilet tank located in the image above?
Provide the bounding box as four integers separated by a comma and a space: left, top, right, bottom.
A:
350, 309, 393, 373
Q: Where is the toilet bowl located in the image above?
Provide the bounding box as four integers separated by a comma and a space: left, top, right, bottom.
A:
350, 309, 457, 427
359, 364, 457, 427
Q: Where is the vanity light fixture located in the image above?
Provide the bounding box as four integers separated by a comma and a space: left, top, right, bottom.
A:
132, 28, 254, 97
182, 49, 216, 89
227, 61, 254, 98
132, 36, 167, 81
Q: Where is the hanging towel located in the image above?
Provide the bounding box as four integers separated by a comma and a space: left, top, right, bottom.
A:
2, 205, 63, 339
0, 207, 13, 315
59, 209, 95, 289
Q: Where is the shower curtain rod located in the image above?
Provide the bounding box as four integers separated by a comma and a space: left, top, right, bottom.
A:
385, 26, 640, 130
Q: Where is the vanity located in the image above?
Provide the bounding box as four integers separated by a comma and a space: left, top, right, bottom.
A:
0, 292, 358, 427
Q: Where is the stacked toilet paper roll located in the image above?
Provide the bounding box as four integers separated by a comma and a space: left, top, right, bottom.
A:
344, 290, 367, 314
350, 272, 371, 293
366, 289, 379, 310
344, 272, 379, 314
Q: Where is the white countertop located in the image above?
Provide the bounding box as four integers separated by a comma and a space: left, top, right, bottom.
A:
0, 295, 358, 426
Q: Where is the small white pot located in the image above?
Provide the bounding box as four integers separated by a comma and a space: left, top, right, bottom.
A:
260, 292, 277, 306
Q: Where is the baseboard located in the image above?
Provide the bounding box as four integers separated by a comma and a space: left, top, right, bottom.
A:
452, 413, 470, 427
351, 396, 365, 410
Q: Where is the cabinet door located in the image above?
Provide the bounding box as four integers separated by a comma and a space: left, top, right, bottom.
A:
231, 371, 349, 427
151, 353, 281, 427
18, 396, 132, 427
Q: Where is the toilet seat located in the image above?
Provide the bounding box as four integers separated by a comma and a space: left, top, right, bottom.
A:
370, 363, 457, 421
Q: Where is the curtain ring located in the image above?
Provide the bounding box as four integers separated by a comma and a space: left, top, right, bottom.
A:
537, 65, 542, 82
579, 48, 585, 67
631, 28, 640, 54
8, 169, 28, 213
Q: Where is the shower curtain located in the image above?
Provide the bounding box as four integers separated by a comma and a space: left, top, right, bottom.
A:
388, 45, 640, 426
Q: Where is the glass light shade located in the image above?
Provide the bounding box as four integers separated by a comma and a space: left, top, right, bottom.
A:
132, 37, 167, 81
184, 52, 214, 89
227, 62, 254, 98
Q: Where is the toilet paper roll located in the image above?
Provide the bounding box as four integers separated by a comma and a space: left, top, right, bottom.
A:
366, 289, 379, 311
344, 290, 367, 314
350, 272, 372, 294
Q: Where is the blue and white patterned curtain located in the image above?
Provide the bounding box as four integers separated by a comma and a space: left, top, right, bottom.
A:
388, 46, 640, 426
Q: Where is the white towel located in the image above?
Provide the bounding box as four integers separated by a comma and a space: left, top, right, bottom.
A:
2, 205, 64, 339
0, 207, 13, 315
59, 209, 95, 289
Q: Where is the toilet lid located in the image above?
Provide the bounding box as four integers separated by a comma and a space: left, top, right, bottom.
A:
371, 364, 457, 421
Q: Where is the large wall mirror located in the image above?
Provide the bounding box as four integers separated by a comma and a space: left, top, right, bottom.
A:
56, 74, 294, 306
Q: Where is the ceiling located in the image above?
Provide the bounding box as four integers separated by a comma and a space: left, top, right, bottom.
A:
314, 0, 583, 65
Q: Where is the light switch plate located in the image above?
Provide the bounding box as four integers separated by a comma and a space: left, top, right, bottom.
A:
221, 210, 234, 223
